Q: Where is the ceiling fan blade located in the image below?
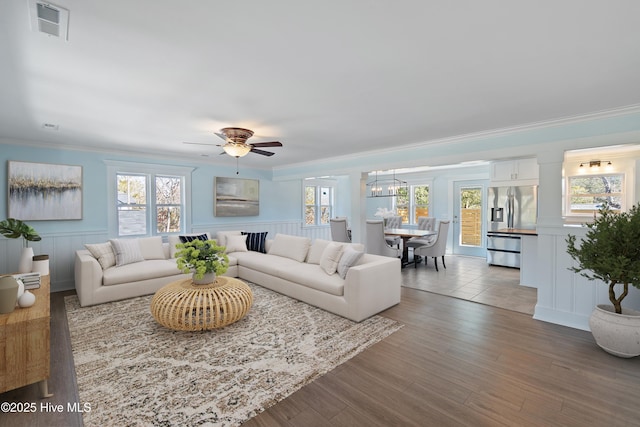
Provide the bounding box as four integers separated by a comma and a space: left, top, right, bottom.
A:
250, 141, 282, 147
250, 148, 275, 156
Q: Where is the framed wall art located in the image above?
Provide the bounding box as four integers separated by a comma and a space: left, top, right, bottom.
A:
8, 161, 83, 220
214, 177, 259, 217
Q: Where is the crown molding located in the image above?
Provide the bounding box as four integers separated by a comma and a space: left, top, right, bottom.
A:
273, 104, 640, 173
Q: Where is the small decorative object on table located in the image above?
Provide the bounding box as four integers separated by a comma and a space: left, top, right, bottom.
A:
0, 218, 42, 273
175, 239, 229, 285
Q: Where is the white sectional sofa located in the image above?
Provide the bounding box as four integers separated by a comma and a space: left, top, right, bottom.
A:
74, 232, 401, 322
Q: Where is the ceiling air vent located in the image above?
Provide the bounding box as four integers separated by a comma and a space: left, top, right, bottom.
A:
28, 0, 70, 41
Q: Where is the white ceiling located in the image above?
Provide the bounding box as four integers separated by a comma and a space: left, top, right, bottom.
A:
1, 1, 639, 170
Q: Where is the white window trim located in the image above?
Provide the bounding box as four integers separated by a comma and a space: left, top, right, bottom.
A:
105, 160, 194, 237
393, 179, 433, 225
303, 178, 337, 228
564, 172, 626, 222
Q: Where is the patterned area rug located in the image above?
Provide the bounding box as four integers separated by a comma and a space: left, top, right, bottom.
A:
65, 283, 402, 426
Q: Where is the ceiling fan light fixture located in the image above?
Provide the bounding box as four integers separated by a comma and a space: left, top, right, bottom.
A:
222, 142, 251, 157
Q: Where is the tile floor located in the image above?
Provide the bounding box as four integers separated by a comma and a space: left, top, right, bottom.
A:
400, 254, 537, 315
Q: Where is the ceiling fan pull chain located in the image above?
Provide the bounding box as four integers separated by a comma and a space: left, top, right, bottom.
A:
236, 157, 240, 175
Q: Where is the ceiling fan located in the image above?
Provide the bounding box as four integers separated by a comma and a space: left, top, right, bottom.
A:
184, 127, 283, 158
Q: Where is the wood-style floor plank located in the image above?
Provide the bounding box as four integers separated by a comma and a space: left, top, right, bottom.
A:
2, 258, 640, 427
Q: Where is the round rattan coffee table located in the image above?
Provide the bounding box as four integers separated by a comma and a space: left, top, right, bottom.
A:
150, 276, 253, 331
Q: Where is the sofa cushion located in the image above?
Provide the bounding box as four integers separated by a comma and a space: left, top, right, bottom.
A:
103, 260, 183, 286
337, 246, 365, 279
241, 231, 268, 253
320, 242, 344, 275
306, 239, 331, 264
277, 263, 345, 296
215, 230, 243, 247
268, 233, 311, 263
85, 242, 116, 270
109, 239, 144, 266
138, 236, 165, 260
233, 252, 298, 276
226, 234, 248, 253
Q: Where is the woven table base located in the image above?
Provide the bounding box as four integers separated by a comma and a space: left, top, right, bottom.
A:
150, 277, 253, 331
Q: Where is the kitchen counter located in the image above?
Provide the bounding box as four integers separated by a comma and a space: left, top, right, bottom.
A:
489, 228, 538, 236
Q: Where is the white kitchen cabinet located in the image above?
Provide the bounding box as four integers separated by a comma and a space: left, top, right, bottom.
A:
490, 158, 539, 185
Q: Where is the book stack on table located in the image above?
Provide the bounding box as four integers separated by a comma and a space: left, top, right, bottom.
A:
12, 272, 41, 290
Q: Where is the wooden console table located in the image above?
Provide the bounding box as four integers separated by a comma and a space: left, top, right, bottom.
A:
0, 274, 51, 397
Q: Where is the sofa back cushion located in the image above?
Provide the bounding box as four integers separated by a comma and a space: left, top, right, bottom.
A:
85, 242, 116, 270
268, 234, 311, 263
306, 239, 331, 264
215, 230, 243, 248
138, 236, 166, 260
109, 238, 144, 266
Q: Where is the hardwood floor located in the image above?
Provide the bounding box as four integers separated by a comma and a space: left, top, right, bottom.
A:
2, 270, 640, 426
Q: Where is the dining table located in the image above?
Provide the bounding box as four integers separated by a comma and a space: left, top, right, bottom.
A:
384, 228, 437, 267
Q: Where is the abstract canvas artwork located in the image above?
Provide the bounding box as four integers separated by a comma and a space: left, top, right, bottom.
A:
214, 177, 259, 217
8, 161, 83, 220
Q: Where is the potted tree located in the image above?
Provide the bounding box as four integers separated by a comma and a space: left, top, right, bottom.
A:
566, 203, 640, 358
0, 218, 42, 273
175, 239, 229, 285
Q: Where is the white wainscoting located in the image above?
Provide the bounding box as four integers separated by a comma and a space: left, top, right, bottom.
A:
0, 222, 331, 293
533, 225, 640, 331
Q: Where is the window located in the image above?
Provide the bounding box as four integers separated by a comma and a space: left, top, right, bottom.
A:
107, 161, 193, 237
304, 180, 335, 226
395, 184, 430, 224
568, 174, 624, 215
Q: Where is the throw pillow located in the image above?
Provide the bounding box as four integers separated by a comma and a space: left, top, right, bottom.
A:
178, 234, 208, 243
85, 242, 116, 270
268, 234, 311, 263
138, 236, 165, 260
337, 246, 364, 279
241, 231, 268, 253
320, 242, 344, 275
225, 234, 248, 253
109, 239, 144, 266
215, 230, 243, 247
306, 239, 331, 264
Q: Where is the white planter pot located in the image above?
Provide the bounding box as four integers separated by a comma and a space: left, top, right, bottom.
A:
589, 304, 640, 358
192, 272, 216, 285
18, 247, 34, 273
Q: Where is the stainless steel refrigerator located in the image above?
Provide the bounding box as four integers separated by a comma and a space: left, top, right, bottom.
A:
486, 186, 537, 268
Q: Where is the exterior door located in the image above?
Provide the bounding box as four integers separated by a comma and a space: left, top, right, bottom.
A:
453, 181, 486, 257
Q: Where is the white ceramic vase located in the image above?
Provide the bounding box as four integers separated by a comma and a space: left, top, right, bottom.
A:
192, 272, 216, 285
18, 247, 34, 273
589, 304, 640, 358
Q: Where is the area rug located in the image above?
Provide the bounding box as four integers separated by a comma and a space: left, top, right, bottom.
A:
65, 283, 402, 426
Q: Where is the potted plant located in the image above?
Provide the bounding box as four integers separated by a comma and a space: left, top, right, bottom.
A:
566, 203, 640, 357
175, 239, 229, 285
0, 218, 42, 273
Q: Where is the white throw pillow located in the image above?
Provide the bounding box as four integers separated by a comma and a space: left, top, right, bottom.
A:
138, 236, 165, 260
215, 230, 243, 247
109, 239, 144, 266
225, 234, 248, 253
85, 242, 116, 270
320, 242, 344, 275
268, 234, 311, 263
306, 239, 332, 264
337, 246, 365, 279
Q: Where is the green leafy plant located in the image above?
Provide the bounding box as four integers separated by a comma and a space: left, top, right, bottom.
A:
175, 239, 229, 279
566, 203, 640, 314
0, 218, 41, 247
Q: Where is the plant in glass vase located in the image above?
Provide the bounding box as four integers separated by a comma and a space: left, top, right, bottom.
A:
175, 239, 229, 284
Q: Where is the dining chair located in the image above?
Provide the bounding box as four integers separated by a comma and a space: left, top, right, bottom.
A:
412, 220, 451, 270
329, 218, 351, 243
384, 215, 403, 248
405, 216, 437, 265
365, 220, 401, 258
